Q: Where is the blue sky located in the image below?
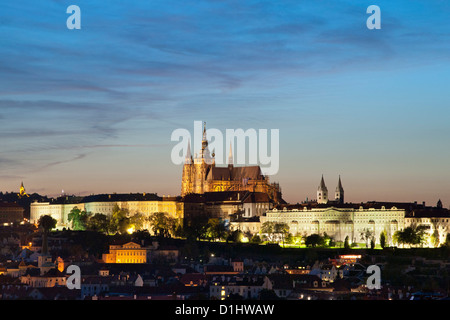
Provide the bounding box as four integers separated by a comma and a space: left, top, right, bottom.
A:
1, 0, 450, 205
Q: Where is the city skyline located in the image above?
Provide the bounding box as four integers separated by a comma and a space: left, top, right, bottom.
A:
1, 1, 450, 206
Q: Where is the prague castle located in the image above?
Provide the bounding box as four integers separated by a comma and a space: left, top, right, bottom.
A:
14, 126, 450, 248
181, 123, 282, 203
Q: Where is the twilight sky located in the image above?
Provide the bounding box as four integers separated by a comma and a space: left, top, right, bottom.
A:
1, 1, 450, 206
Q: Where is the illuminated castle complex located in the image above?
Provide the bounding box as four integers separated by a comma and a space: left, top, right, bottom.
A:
181, 123, 282, 203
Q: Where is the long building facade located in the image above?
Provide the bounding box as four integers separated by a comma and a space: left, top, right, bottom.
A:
27, 170, 450, 247
30, 193, 184, 229
260, 205, 405, 246
232, 176, 450, 248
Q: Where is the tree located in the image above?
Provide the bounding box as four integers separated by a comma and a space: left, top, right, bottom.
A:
68, 207, 89, 230
261, 221, 276, 242
183, 215, 209, 241
148, 212, 178, 237
344, 236, 350, 249
443, 233, 450, 247
87, 213, 110, 233
250, 234, 262, 244
359, 228, 374, 248
274, 222, 290, 246
393, 224, 427, 247
292, 233, 303, 246
430, 229, 440, 248
228, 229, 244, 243
285, 233, 294, 245
379, 231, 387, 249
129, 212, 145, 232
109, 204, 131, 234
260, 221, 289, 244
323, 232, 334, 247
205, 218, 227, 241
38, 215, 57, 233
305, 234, 325, 248
38, 215, 57, 254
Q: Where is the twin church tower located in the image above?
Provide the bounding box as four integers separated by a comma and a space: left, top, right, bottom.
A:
317, 175, 344, 204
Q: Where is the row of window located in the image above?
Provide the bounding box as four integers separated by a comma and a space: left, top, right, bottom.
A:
116, 251, 146, 256
117, 259, 145, 263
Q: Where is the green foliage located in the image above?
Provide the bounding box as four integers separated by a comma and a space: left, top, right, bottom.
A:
68, 207, 89, 230
38, 215, 57, 232
38, 214, 57, 255
430, 230, 440, 248
304, 233, 334, 248
260, 221, 290, 243
370, 238, 375, 249
205, 218, 227, 241
129, 212, 145, 232
109, 204, 130, 234
87, 213, 109, 233
250, 234, 262, 244
443, 233, 450, 247
393, 224, 428, 247
305, 234, 325, 247
182, 215, 209, 241
344, 235, 350, 249
228, 229, 244, 243
289, 233, 303, 246
359, 228, 374, 248
379, 231, 386, 249
148, 212, 178, 237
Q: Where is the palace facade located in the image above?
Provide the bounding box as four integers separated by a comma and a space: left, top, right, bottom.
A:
231, 176, 450, 248
30, 193, 183, 229
259, 205, 405, 246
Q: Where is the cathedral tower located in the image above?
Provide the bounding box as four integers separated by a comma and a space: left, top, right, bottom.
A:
180, 122, 282, 203
181, 140, 193, 196
335, 175, 344, 204
317, 175, 328, 204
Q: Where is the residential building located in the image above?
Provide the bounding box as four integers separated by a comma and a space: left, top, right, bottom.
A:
102, 242, 148, 264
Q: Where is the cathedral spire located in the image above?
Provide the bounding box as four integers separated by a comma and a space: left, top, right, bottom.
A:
336, 175, 343, 192
318, 175, 327, 191
185, 139, 192, 164
335, 175, 344, 204
200, 121, 212, 163
228, 142, 233, 165
201, 121, 208, 153
317, 175, 328, 204
202, 121, 207, 142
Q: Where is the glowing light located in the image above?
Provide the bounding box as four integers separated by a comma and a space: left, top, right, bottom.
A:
127, 227, 135, 234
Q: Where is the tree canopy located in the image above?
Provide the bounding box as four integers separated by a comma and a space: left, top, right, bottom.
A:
393, 224, 427, 247
68, 207, 89, 230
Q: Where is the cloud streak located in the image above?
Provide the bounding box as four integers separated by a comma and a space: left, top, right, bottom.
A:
1, 1, 450, 204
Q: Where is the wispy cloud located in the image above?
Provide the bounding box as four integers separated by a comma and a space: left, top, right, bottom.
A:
1, 0, 450, 203
36, 153, 87, 171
